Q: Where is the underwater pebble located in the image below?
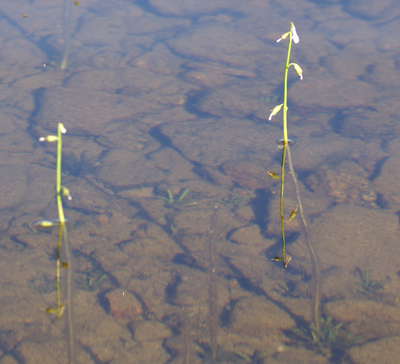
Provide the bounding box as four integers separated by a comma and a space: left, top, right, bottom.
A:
230, 225, 267, 246
290, 203, 399, 300
34, 87, 156, 136
374, 139, 400, 209
132, 321, 172, 342
305, 162, 377, 207
168, 23, 268, 69
348, 336, 400, 364
325, 300, 400, 341
0, 166, 27, 210
195, 84, 266, 119
161, 118, 274, 168
223, 160, 270, 189
230, 296, 295, 337
344, 0, 399, 20
149, 0, 244, 17
290, 71, 374, 109
106, 289, 143, 321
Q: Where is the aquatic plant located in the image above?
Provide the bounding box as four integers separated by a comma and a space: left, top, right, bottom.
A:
268, 23, 327, 347
292, 316, 341, 345
38, 124, 71, 316
218, 192, 251, 208
76, 272, 108, 292
157, 188, 198, 208
290, 314, 359, 359
268, 22, 303, 269
195, 342, 239, 363
355, 266, 386, 296
235, 349, 268, 363
60, 0, 80, 69
62, 150, 100, 177
38, 123, 75, 362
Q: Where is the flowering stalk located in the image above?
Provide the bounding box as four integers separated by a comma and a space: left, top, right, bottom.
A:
39, 123, 75, 362
269, 23, 302, 268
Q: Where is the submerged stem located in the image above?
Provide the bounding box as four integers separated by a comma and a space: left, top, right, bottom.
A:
280, 144, 287, 267
60, 0, 72, 70
63, 226, 75, 363
287, 145, 320, 336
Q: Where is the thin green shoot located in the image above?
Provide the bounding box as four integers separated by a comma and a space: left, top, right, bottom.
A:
269, 22, 302, 269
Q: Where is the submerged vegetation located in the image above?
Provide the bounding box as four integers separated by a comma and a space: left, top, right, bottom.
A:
356, 266, 386, 297
157, 188, 198, 208
37, 123, 75, 363
217, 192, 251, 208
268, 22, 302, 269
24, 13, 379, 362
290, 315, 358, 358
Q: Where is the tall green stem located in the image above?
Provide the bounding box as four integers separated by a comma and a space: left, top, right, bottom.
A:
56, 123, 65, 225
279, 27, 293, 268
282, 30, 293, 144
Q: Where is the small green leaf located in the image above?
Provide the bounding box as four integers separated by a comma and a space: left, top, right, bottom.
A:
46, 307, 57, 314
167, 190, 174, 203
177, 188, 190, 202
287, 204, 298, 222
268, 171, 280, 179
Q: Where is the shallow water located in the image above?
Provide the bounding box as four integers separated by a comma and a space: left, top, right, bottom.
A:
0, 0, 400, 363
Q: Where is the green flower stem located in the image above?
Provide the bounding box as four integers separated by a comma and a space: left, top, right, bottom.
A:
56, 123, 65, 225
279, 25, 294, 267
282, 27, 293, 144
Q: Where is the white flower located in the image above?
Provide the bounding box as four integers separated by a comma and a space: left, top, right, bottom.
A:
291, 23, 299, 44
277, 23, 300, 44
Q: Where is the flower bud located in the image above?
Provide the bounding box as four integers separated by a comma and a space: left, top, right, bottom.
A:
276, 32, 290, 43
268, 103, 283, 121
59, 123, 67, 134
62, 186, 72, 200
292, 63, 303, 80
39, 135, 58, 142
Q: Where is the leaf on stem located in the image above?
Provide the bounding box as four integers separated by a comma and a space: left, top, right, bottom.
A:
286, 204, 298, 222
268, 103, 283, 121
268, 171, 280, 179
292, 63, 303, 80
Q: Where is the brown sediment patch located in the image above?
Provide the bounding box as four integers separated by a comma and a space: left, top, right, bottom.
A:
222, 160, 270, 190
106, 289, 143, 321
